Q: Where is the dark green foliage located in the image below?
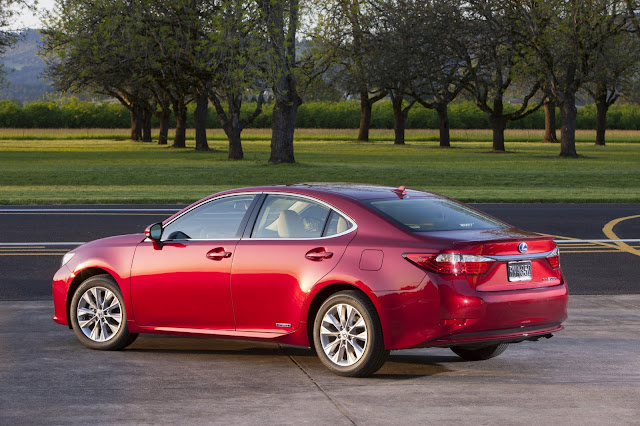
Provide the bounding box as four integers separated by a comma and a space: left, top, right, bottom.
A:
4, 99, 640, 130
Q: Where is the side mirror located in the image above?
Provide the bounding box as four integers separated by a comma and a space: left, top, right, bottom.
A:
145, 222, 163, 241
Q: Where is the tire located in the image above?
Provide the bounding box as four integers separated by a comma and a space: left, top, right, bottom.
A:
451, 343, 509, 361
313, 291, 389, 377
70, 275, 138, 350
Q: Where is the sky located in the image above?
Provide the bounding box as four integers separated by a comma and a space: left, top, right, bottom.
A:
13, 0, 55, 29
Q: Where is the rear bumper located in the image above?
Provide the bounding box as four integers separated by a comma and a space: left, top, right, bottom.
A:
425, 280, 568, 348
377, 274, 568, 350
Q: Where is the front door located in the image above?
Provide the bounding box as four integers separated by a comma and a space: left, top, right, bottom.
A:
130, 194, 257, 329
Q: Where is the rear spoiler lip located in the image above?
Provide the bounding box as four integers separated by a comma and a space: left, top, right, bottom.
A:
451, 234, 556, 247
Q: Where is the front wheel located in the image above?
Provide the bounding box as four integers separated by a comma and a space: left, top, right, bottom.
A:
451, 343, 509, 361
313, 291, 389, 377
70, 275, 138, 350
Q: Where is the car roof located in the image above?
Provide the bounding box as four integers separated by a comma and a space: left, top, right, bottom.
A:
225, 183, 439, 201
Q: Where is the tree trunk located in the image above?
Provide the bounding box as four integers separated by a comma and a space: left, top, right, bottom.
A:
559, 94, 579, 157
194, 90, 209, 151
130, 104, 143, 141
489, 115, 506, 152
142, 107, 152, 142
595, 92, 608, 146
269, 75, 300, 164
435, 104, 450, 147
157, 106, 170, 145
543, 98, 558, 143
227, 117, 243, 160
391, 95, 406, 145
172, 100, 187, 149
358, 90, 372, 142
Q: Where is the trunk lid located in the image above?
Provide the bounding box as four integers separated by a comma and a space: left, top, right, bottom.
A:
415, 228, 562, 291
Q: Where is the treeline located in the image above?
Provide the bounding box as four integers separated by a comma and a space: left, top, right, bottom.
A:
35, 0, 640, 161
5, 99, 640, 131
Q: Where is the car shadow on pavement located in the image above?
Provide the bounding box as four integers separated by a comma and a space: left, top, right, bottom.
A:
122, 336, 458, 378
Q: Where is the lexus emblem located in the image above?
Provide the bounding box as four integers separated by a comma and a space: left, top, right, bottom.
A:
518, 242, 528, 253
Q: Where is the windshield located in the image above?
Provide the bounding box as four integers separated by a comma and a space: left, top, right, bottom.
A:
363, 197, 507, 232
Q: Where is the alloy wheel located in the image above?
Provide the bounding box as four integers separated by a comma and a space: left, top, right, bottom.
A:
76, 286, 122, 342
319, 303, 368, 366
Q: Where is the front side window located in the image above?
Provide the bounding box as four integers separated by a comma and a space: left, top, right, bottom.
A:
362, 197, 506, 232
162, 195, 256, 241
251, 195, 354, 239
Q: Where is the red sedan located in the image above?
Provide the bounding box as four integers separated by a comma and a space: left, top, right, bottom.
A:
52, 184, 568, 377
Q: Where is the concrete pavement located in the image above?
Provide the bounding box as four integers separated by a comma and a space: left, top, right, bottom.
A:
1, 295, 639, 425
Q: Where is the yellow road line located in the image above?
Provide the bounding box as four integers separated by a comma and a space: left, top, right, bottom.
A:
602, 215, 640, 257
537, 232, 621, 250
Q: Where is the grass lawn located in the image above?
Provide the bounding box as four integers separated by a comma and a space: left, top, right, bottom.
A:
0, 128, 638, 204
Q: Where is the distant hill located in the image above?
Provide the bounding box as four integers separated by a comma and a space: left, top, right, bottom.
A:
0, 29, 52, 103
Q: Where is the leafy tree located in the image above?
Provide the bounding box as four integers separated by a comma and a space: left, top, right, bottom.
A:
310, 0, 386, 142
407, 0, 470, 147
206, 1, 269, 160
40, 0, 158, 142
0, 0, 31, 85
260, 0, 301, 163
464, 1, 544, 152
514, 0, 630, 157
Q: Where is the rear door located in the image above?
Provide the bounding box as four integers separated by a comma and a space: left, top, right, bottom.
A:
230, 194, 356, 333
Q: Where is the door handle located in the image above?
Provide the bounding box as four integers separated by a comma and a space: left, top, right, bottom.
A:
305, 248, 333, 261
206, 247, 232, 260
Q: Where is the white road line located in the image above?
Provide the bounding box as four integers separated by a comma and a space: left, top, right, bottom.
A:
0, 242, 86, 246
0, 208, 179, 212
0, 239, 638, 246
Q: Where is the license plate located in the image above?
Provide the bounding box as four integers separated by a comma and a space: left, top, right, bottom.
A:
508, 261, 532, 282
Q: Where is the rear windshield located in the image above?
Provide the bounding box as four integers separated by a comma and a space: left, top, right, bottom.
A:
362, 197, 506, 232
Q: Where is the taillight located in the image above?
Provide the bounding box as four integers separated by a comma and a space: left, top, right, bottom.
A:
547, 247, 560, 269
404, 253, 495, 275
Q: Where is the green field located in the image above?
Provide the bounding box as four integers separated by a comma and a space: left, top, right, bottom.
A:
1, 128, 639, 204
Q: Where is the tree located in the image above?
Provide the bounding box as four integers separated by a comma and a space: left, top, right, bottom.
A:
408, 0, 470, 147
464, 1, 544, 152
0, 0, 31, 85
260, 0, 301, 164
207, 1, 268, 160
514, 0, 630, 157
310, 0, 386, 142
40, 0, 160, 142
367, 0, 425, 145
584, 29, 640, 145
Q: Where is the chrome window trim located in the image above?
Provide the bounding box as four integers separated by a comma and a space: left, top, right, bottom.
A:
248, 192, 358, 241
162, 192, 262, 229
154, 191, 358, 242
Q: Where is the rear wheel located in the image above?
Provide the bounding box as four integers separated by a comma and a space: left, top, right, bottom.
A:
70, 275, 138, 350
313, 291, 389, 377
451, 343, 509, 361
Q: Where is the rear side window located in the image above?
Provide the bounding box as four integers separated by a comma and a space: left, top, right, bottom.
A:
362, 197, 506, 232
251, 195, 354, 239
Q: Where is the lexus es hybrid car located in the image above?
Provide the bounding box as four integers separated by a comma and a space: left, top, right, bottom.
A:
52, 184, 568, 377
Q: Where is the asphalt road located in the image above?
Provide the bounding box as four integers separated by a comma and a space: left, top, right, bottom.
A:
2, 296, 639, 424
0, 203, 638, 300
